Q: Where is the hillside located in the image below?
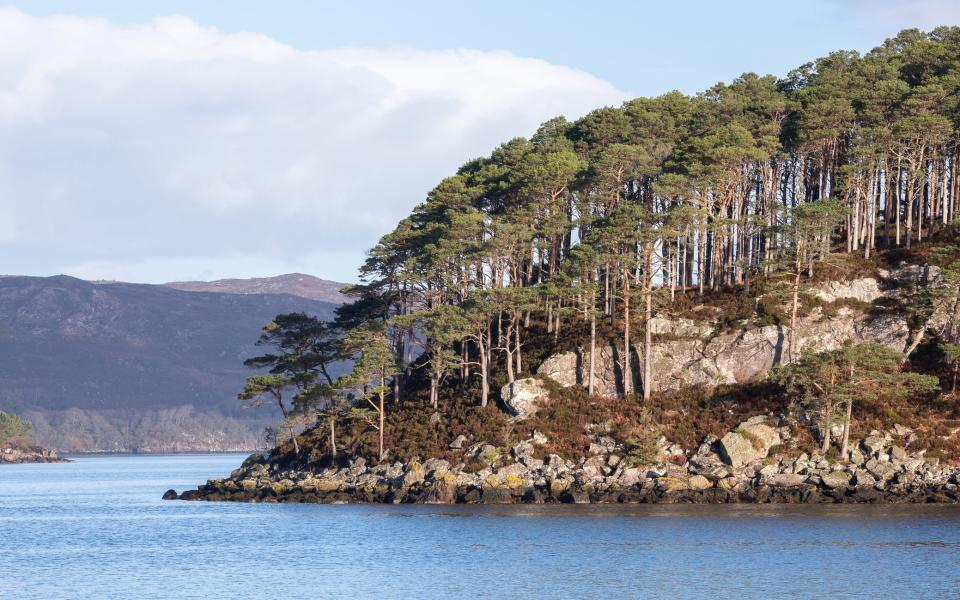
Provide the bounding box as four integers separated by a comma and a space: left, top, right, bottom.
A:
0, 275, 342, 452
165, 273, 348, 304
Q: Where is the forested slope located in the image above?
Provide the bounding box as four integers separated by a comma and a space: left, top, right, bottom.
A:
245, 27, 960, 468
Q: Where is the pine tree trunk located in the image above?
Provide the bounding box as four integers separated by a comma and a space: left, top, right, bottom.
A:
378, 372, 385, 462
622, 267, 632, 396
789, 252, 802, 364
840, 397, 852, 459
589, 308, 596, 396
329, 417, 337, 458
643, 285, 652, 401
479, 332, 489, 408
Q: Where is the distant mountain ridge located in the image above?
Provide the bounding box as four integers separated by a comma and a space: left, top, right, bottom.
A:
0, 274, 346, 452
164, 273, 349, 304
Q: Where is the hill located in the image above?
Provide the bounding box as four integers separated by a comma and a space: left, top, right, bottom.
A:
164, 273, 348, 304
0, 275, 343, 452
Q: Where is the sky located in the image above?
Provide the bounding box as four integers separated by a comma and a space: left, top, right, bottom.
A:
2, 1, 960, 284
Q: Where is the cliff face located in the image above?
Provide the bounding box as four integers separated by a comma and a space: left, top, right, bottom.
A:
537, 268, 939, 397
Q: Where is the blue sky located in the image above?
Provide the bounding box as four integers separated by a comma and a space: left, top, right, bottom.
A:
3, 1, 959, 283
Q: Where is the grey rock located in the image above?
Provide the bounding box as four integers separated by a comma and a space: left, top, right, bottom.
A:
814, 277, 883, 303
618, 467, 644, 487
848, 448, 865, 466
718, 419, 778, 467
862, 436, 887, 455
500, 378, 547, 420
763, 473, 806, 487
867, 461, 898, 482
719, 431, 761, 468
890, 446, 907, 461
821, 471, 851, 489
852, 470, 876, 487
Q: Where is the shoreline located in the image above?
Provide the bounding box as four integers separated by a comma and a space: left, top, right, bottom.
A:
170, 418, 960, 506
0, 445, 68, 464
60, 450, 257, 457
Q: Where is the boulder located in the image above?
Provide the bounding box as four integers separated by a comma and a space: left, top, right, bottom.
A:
763, 473, 806, 488
848, 448, 866, 466
866, 461, 898, 483
889, 446, 907, 462
536, 352, 579, 387
618, 467, 644, 487
718, 418, 779, 467
852, 470, 876, 487
162, 489, 178, 500
582, 456, 608, 481
500, 378, 547, 420
449, 434, 468, 450
687, 453, 730, 481
688, 475, 712, 490
531, 430, 549, 446
821, 471, 851, 490
401, 462, 425, 488
718, 431, 761, 468
861, 435, 887, 455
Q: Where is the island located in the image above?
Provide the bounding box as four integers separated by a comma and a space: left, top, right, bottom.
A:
171, 27, 960, 505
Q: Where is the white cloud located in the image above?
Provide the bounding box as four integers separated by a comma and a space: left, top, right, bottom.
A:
0, 8, 627, 282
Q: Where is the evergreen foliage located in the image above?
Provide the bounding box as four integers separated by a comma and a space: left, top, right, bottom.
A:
249, 29, 960, 460
0, 411, 32, 446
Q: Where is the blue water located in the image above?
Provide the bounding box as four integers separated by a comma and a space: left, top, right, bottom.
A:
2, 455, 960, 599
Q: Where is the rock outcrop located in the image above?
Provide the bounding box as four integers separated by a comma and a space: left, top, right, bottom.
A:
536, 272, 927, 397
0, 445, 67, 464
171, 417, 960, 505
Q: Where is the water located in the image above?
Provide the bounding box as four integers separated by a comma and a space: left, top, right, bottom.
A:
2, 455, 960, 599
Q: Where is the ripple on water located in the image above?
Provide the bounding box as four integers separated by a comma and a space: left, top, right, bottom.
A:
2, 455, 960, 599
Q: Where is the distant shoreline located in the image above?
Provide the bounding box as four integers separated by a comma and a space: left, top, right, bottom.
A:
59, 450, 256, 458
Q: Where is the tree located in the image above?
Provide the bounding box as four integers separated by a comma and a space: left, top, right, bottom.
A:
564, 244, 604, 395
238, 374, 299, 453
337, 321, 398, 461
773, 344, 939, 456
333, 26, 960, 420
0, 411, 32, 446
244, 313, 341, 391
779, 199, 846, 362
240, 313, 343, 453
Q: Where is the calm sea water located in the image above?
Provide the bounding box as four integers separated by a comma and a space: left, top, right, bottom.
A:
2, 454, 960, 599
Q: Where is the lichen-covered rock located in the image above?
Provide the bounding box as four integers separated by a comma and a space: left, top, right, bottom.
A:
821, 471, 851, 489
688, 474, 712, 490
536, 352, 579, 387
718, 418, 779, 467
401, 462, 424, 488
500, 378, 547, 420
718, 431, 760, 468
763, 473, 806, 487
174, 405, 960, 505
538, 304, 911, 396
814, 277, 883, 303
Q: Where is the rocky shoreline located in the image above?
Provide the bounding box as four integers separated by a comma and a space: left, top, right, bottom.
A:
169, 416, 960, 505
0, 445, 67, 464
